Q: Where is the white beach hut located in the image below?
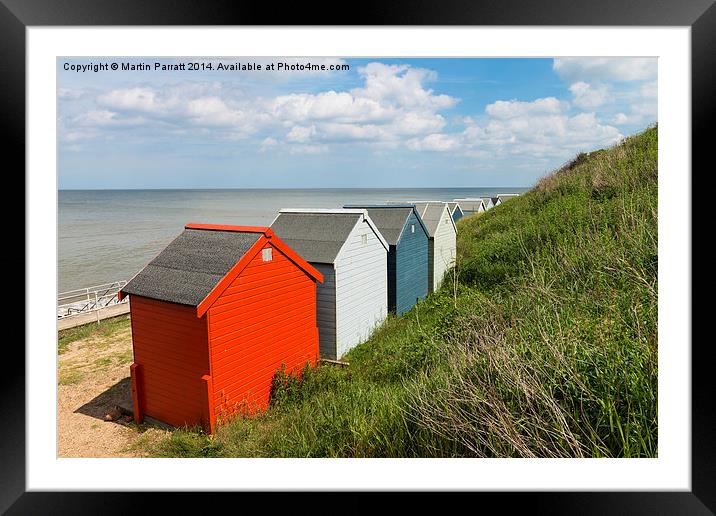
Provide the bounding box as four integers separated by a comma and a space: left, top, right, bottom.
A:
453, 198, 486, 216
270, 209, 389, 360
497, 193, 520, 203
411, 202, 458, 293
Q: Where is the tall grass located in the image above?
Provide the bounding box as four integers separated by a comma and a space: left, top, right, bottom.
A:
154, 126, 658, 458
407, 126, 658, 457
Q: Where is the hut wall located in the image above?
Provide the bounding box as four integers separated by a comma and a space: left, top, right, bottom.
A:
334, 219, 388, 358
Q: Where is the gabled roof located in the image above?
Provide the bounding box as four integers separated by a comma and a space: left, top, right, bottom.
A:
455, 197, 493, 208
270, 209, 388, 264
342, 204, 428, 246
119, 224, 323, 316
412, 202, 457, 237
497, 193, 520, 202
447, 202, 463, 216
454, 199, 484, 212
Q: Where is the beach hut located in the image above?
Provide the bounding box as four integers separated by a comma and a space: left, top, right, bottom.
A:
490, 196, 501, 208
343, 204, 429, 315
497, 193, 520, 203
412, 202, 458, 293
270, 209, 389, 360
447, 202, 464, 223
454, 198, 486, 216
118, 224, 323, 433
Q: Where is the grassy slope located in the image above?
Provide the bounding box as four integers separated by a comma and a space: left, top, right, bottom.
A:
156, 126, 658, 458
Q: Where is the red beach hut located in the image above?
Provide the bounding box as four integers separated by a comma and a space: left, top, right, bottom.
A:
118, 223, 323, 433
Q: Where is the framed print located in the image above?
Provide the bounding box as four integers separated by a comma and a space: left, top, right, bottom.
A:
4, 0, 711, 513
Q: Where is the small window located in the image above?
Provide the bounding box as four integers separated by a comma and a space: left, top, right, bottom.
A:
411, 224, 415, 233
361, 234, 368, 245
262, 247, 273, 262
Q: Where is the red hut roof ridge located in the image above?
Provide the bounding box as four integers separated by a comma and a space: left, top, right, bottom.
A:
185, 223, 274, 237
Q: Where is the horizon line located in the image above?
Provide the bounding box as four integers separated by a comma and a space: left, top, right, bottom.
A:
58, 185, 532, 191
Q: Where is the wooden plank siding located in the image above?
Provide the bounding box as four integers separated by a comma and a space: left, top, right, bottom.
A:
334, 218, 388, 359
394, 210, 429, 315
207, 241, 319, 420
430, 209, 457, 292
129, 295, 210, 429
312, 263, 337, 360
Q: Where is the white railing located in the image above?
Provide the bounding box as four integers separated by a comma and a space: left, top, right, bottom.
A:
57, 280, 128, 320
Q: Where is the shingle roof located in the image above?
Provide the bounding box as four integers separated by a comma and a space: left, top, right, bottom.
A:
455, 199, 484, 213
412, 202, 450, 236
343, 205, 415, 245
270, 211, 362, 264
121, 228, 262, 306
447, 202, 462, 215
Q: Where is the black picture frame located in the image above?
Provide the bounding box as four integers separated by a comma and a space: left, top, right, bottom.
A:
4, 0, 709, 513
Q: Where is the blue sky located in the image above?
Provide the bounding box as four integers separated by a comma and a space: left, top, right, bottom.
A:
58, 57, 657, 189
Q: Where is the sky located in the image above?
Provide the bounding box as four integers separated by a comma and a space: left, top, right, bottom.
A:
57, 57, 657, 189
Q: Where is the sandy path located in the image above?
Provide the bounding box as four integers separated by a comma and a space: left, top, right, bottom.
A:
57, 318, 168, 457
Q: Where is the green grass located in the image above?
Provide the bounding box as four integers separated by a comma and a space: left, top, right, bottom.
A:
58, 368, 84, 386
153, 125, 658, 458
58, 315, 131, 354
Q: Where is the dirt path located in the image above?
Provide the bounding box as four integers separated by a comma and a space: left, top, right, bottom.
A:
57, 317, 168, 457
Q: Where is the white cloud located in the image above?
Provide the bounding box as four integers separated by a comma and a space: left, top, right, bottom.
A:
186, 96, 251, 127
607, 80, 657, 127
72, 109, 146, 128
288, 144, 327, 155
286, 125, 316, 142
260, 137, 278, 151
459, 97, 623, 158
391, 112, 446, 136
398, 95, 622, 157
641, 81, 657, 98
268, 63, 457, 146
569, 82, 609, 109
319, 123, 386, 142
353, 62, 457, 110
62, 129, 99, 142
612, 113, 629, 125
63, 62, 460, 147
485, 97, 567, 119
407, 133, 462, 152
58, 88, 84, 100
98, 87, 160, 113
553, 58, 657, 83
271, 91, 393, 124
90, 83, 269, 139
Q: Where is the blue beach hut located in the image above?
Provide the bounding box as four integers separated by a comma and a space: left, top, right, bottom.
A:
344, 204, 429, 315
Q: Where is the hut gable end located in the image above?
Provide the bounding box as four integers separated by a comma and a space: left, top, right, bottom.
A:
206, 241, 319, 417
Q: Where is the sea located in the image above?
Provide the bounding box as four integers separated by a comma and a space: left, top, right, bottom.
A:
58, 187, 527, 293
